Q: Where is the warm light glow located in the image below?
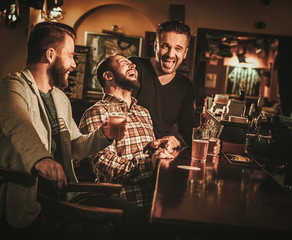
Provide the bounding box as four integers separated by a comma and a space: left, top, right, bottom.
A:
245, 52, 268, 68
47, 6, 64, 21
223, 52, 268, 68
223, 53, 240, 67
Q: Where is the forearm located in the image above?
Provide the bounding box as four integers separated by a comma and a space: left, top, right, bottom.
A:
90, 149, 154, 182
71, 127, 112, 160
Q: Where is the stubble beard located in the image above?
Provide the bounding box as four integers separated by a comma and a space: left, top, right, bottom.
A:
49, 56, 68, 90
114, 71, 140, 92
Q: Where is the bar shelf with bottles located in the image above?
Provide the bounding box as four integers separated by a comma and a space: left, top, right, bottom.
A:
204, 93, 292, 190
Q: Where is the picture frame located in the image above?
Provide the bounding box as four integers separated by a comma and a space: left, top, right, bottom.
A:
225, 66, 261, 96
64, 45, 90, 100
85, 32, 143, 95
144, 31, 156, 58
144, 31, 195, 80
205, 73, 217, 88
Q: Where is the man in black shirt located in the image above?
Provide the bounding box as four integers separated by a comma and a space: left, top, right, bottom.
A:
130, 21, 196, 146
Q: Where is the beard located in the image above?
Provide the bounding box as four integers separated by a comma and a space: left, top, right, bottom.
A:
49, 56, 68, 90
114, 71, 140, 92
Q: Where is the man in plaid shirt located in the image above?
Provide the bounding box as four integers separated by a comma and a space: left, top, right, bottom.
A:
79, 53, 180, 215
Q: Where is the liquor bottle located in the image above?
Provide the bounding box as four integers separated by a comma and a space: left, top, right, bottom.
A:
239, 86, 245, 101
200, 106, 207, 127
247, 103, 255, 129
257, 94, 264, 114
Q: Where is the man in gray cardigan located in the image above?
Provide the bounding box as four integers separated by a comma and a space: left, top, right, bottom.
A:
0, 22, 128, 239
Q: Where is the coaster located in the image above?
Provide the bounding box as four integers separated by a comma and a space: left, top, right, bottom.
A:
223, 152, 261, 168
226, 154, 252, 162
177, 165, 201, 171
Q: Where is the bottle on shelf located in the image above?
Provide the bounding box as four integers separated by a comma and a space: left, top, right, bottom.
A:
200, 106, 207, 127
257, 94, 264, 114
238, 86, 245, 101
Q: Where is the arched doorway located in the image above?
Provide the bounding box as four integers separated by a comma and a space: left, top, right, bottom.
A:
73, 4, 155, 47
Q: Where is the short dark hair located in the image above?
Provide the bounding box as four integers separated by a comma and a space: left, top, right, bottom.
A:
27, 22, 76, 64
156, 21, 191, 45
96, 52, 125, 88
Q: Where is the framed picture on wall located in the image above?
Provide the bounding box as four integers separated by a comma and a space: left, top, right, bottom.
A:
205, 73, 217, 88
85, 32, 142, 96
225, 66, 261, 96
145, 31, 156, 58
144, 31, 196, 80
64, 45, 90, 100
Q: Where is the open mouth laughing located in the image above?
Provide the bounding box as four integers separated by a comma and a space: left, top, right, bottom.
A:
126, 69, 137, 79
162, 57, 176, 70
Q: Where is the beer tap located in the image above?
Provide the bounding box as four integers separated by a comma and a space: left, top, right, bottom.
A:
247, 130, 272, 144
247, 103, 256, 128
246, 95, 272, 144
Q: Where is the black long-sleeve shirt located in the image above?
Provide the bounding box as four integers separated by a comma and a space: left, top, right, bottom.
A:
129, 57, 196, 145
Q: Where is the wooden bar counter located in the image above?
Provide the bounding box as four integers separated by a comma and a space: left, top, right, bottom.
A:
150, 147, 292, 239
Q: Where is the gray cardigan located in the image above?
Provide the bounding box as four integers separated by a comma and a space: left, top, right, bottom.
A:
0, 68, 111, 228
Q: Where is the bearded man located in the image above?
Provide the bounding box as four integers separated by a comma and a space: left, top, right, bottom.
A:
0, 22, 125, 239
79, 53, 180, 217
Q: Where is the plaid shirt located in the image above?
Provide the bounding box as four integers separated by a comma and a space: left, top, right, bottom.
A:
79, 94, 156, 209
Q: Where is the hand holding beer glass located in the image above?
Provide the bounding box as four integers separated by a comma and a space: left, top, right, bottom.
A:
191, 128, 209, 161
108, 102, 127, 139
207, 137, 220, 156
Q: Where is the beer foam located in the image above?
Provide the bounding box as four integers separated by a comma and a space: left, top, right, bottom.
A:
109, 115, 126, 124
192, 139, 209, 143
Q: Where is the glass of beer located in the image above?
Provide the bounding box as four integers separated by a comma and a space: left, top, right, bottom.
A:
207, 137, 219, 156
191, 128, 209, 161
108, 102, 127, 139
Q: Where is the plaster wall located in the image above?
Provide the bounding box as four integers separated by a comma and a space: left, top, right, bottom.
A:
1, 0, 292, 79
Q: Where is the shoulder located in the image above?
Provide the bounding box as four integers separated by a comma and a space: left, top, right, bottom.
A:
177, 73, 194, 89
133, 103, 151, 117
83, 100, 107, 118
129, 56, 150, 66
128, 56, 140, 63
174, 73, 195, 99
135, 104, 150, 113
79, 101, 105, 131
178, 72, 192, 84
0, 69, 35, 97
1, 69, 30, 86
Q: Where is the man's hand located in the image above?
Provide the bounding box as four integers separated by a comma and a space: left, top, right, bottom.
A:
159, 158, 174, 169
151, 148, 174, 170
34, 158, 67, 190
210, 138, 221, 155
100, 120, 127, 140
151, 136, 181, 153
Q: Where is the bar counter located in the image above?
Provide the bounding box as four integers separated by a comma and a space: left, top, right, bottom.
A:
150, 146, 292, 239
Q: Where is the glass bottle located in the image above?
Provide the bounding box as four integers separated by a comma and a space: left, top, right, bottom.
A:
239, 86, 245, 101
200, 106, 207, 127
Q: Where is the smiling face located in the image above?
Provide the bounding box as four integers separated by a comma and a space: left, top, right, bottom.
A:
49, 34, 76, 89
154, 31, 189, 75
111, 55, 139, 91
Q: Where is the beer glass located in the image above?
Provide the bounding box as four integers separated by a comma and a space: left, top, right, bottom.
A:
191, 128, 209, 161
108, 102, 127, 139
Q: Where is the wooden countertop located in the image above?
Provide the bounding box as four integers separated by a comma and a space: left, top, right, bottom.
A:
150, 147, 292, 239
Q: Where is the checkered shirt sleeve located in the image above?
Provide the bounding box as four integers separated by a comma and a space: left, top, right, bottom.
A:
79, 99, 156, 208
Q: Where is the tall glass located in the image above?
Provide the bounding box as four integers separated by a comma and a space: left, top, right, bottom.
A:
207, 137, 219, 156
191, 128, 209, 161
108, 102, 127, 139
